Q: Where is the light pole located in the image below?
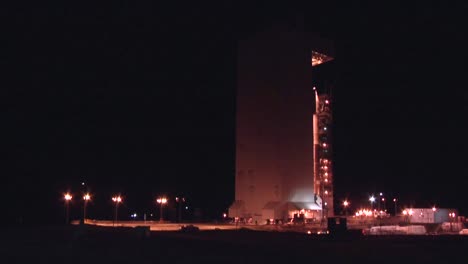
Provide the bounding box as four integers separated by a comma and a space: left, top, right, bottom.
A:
112, 195, 122, 227
83, 193, 91, 222
343, 200, 349, 217
369, 196, 376, 211
176, 197, 185, 223
378, 193, 383, 211
449, 212, 456, 232
64, 193, 72, 224
403, 210, 408, 223
156, 197, 167, 222
381, 197, 386, 213
408, 209, 414, 223
393, 198, 397, 216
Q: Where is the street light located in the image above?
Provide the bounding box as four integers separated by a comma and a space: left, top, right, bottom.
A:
112, 195, 122, 226
343, 200, 349, 217
156, 197, 168, 222
402, 208, 413, 223
83, 193, 91, 222
369, 196, 376, 210
408, 208, 414, 223
64, 193, 72, 224
175, 197, 186, 223
393, 198, 398, 216
378, 193, 383, 211
449, 212, 456, 232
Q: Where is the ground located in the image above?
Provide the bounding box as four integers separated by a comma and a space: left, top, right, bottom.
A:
2, 225, 468, 263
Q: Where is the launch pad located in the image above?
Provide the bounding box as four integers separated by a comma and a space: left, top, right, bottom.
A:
229, 25, 335, 224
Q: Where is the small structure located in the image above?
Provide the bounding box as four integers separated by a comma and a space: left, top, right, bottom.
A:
403, 208, 457, 224
366, 225, 426, 235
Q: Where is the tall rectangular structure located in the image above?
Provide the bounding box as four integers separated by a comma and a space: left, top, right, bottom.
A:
229, 25, 334, 224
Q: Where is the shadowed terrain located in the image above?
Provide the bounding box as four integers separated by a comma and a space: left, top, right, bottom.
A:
2, 225, 468, 263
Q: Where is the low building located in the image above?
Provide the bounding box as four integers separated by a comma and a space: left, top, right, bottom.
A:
403, 208, 458, 224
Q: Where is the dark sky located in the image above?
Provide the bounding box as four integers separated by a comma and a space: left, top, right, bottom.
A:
3, 2, 468, 224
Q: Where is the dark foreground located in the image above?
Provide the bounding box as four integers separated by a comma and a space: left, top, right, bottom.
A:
2, 225, 467, 263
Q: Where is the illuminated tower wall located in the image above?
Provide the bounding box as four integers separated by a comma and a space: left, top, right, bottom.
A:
313, 91, 334, 217
229, 25, 334, 223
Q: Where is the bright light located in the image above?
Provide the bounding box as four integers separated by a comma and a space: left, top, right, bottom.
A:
83, 193, 91, 201
393, 198, 397, 202
432, 207, 436, 212
323, 127, 327, 131
307, 230, 312, 235
379, 192, 383, 196
381, 198, 385, 202
322, 143, 327, 147
156, 197, 167, 204
64, 193, 72, 201
343, 200, 349, 207
324, 190, 328, 195
369, 196, 376, 203
185, 206, 188, 210
408, 209, 414, 216
223, 213, 227, 218
403, 210, 408, 215
325, 100, 329, 104
311, 51, 333, 66
112, 196, 122, 203
354, 209, 374, 217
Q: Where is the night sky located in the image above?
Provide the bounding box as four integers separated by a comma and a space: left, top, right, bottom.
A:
4, 2, 468, 225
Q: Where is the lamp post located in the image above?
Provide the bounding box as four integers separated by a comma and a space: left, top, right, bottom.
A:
378, 193, 383, 211
156, 197, 167, 222
112, 195, 122, 227
393, 198, 397, 216
369, 196, 376, 211
176, 197, 185, 223
381, 197, 386, 213
449, 212, 456, 232
343, 200, 349, 217
402, 210, 408, 223
408, 209, 414, 223
64, 193, 72, 224
83, 193, 91, 222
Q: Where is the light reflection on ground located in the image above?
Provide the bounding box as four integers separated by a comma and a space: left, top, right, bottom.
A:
73, 220, 246, 231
